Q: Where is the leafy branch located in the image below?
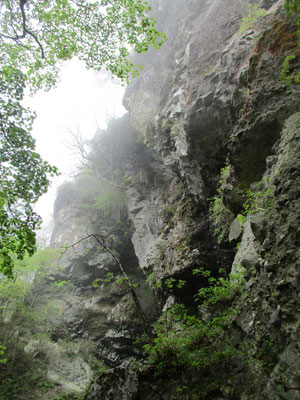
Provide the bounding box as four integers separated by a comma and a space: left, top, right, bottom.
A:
2, 0, 45, 58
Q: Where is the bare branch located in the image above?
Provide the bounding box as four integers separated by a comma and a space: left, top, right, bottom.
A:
24, 29, 45, 59
66, 126, 125, 189
272, 370, 300, 391
66, 128, 90, 161
59, 233, 151, 330
69, 0, 90, 8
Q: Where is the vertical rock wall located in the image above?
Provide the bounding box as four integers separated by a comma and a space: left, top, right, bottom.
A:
8, 1, 300, 399
87, 0, 300, 398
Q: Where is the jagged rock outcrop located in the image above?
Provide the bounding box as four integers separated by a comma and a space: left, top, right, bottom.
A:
4, 0, 299, 399
86, 0, 300, 399
43, 175, 158, 372
2, 171, 159, 399
124, 0, 300, 280
228, 112, 300, 400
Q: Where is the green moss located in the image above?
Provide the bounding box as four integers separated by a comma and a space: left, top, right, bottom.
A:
160, 203, 178, 224
50, 393, 84, 400
210, 196, 234, 243
154, 240, 167, 261
209, 164, 234, 243
204, 65, 216, 76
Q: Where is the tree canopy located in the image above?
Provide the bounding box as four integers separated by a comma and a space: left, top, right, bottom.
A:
0, 0, 166, 88
0, 0, 166, 278
0, 66, 58, 277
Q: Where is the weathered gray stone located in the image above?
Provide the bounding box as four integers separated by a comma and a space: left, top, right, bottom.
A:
5, 2, 300, 399
229, 219, 242, 242
86, 367, 138, 400
232, 219, 260, 271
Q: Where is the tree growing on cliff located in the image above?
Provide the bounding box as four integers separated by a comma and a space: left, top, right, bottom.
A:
69, 115, 136, 189
0, 0, 166, 278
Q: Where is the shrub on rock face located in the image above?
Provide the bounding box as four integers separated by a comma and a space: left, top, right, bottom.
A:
239, 4, 267, 33
141, 269, 244, 398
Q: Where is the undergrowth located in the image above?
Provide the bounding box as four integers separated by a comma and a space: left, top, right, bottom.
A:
140, 267, 244, 398
210, 164, 274, 244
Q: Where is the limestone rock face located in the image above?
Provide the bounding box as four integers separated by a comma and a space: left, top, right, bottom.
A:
6, 167, 159, 399
6, 1, 300, 399
89, 0, 299, 398
124, 0, 300, 286
43, 188, 158, 369
229, 113, 300, 400
24, 340, 92, 393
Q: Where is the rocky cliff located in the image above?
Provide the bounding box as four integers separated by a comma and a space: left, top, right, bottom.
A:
1, 1, 299, 399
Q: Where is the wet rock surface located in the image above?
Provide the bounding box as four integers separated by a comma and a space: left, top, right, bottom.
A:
90, 1, 299, 398
4, 0, 300, 399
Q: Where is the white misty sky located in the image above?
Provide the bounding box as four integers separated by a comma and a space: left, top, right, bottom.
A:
24, 59, 126, 226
